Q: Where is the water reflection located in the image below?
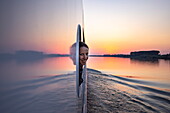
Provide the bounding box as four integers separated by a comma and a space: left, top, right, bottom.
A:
130, 58, 159, 66
87, 68, 170, 113
163, 60, 170, 68
15, 58, 44, 65
0, 57, 74, 84
88, 57, 170, 83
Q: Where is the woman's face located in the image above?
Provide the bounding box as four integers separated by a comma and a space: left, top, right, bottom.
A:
80, 46, 89, 66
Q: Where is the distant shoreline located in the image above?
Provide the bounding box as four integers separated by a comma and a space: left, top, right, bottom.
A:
0, 50, 169, 60
90, 50, 170, 60
89, 54, 170, 60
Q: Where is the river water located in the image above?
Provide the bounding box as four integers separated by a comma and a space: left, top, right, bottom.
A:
0, 57, 82, 113
0, 57, 169, 113
87, 57, 170, 113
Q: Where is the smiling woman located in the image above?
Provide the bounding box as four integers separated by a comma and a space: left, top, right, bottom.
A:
80, 42, 89, 67
69, 23, 88, 112
70, 41, 89, 86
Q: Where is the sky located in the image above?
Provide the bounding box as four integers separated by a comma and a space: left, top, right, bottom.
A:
0, 0, 83, 54
0, 0, 169, 55
84, 0, 170, 54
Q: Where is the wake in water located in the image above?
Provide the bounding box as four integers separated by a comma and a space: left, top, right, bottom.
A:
0, 73, 82, 113
87, 69, 170, 113
1, 68, 169, 113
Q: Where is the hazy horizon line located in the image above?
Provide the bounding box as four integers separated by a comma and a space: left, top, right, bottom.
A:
0, 49, 169, 55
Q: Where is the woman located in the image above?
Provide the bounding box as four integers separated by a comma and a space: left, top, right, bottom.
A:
79, 42, 89, 67
70, 42, 89, 85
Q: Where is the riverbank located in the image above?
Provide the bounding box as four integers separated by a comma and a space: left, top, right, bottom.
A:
87, 69, 170, 113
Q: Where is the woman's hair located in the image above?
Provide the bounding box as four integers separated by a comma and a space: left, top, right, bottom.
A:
80, 42, 89, 49
70, 42, 89, 65
70, 42, 89, 49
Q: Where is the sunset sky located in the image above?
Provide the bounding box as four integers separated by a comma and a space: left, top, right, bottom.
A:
0, 0, 170, 55
84, 0, 170, 54
0, 0, 83, 54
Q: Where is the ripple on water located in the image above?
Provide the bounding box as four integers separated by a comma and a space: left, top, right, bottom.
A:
87, 69, 170, 113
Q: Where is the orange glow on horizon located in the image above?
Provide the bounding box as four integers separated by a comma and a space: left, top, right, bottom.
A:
84, 0, 170, 55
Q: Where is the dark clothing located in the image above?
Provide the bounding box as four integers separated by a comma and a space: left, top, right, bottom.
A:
79, 66, 83, 86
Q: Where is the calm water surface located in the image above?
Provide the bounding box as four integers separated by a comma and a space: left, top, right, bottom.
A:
0, 57, 82, 113
87, 57, 170, 113
0, 57, 170, 113
88, 57, 170, 84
